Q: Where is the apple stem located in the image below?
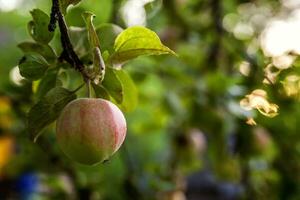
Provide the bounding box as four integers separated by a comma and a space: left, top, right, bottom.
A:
86, 79, 92, 98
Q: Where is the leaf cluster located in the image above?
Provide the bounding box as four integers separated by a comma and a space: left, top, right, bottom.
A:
18, 3, 174, 141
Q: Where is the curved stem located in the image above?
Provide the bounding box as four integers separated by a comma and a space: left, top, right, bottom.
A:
86, 79, 92, 98
72, 83, 85, 93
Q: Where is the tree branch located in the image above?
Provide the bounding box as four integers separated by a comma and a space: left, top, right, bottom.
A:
49, 0, 91, 81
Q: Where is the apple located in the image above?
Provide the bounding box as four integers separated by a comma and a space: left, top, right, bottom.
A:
56, 98, 127, 165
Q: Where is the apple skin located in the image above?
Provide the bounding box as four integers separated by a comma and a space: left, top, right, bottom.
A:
56, 98, 127, 165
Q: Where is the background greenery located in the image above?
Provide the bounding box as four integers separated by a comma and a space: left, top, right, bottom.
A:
0, 0, 300, 200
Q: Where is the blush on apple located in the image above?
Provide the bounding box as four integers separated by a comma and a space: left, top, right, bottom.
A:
56, 98, 127, 165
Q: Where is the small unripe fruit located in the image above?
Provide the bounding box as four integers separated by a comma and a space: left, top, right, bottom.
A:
56, 98, 126, 165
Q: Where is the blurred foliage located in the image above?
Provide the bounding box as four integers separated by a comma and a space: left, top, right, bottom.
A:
1, 0, 300, 200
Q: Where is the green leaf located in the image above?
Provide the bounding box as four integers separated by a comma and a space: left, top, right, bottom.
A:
59, 0, 82, 14
102, 67, 138, 112
18, 42, 57, 64
68, 23, 123, 55
96, 24, 123, 54
102, 67, 123, 103
82, 12, 100, 48
69, 26, 89, 54
92, 83, 110, 100
111, 26, 176, 66
28, 9, 54, 44
28, 87, 77, 142
19, 53, 49, 81
36, 71, 59, 99
115, 70, 138, 112
82, 12, 105, 84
